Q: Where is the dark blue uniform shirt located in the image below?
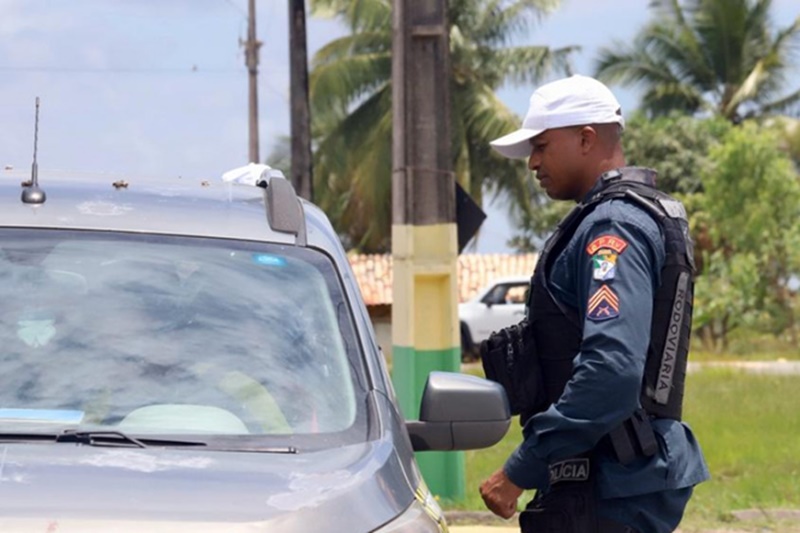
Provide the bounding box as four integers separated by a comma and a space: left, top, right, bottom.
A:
503, 186, 709, 528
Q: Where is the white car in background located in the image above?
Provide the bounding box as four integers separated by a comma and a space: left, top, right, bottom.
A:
459, 276, 530, 360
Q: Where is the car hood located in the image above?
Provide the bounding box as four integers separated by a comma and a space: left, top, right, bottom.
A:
0, 438, 413, 532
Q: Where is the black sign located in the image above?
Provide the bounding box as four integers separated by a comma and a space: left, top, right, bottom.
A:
455, 182, 486, 253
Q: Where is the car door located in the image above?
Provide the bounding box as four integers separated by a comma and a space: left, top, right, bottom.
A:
477, 282, 529, 338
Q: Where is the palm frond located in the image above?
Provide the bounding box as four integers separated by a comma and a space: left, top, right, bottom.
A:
769, 15, 800, 61
648, 0, 689, 28
758, 87, 800, 117
725, 10, 799, 113
695, 0, 756, 85
473, 0, 560, 46
726, 57, 771, 116
312, 32, 390, 67
309, 0, 390, 32
641, 83, 706, 116
458, 84, 536, 216
313, 86, 393, 251
641, 23, 715, 89
595, 38, 685, 86
488, 45, 578, 87
310, 53, 391, 121
493, 46, 580, 85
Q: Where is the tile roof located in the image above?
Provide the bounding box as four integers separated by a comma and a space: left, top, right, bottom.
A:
348, 253, 537, 306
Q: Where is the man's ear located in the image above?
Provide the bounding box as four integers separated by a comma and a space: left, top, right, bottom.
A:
579, 126, 598, 154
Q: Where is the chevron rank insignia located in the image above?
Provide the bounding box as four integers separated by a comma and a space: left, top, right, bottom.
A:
587, 285, 620, 321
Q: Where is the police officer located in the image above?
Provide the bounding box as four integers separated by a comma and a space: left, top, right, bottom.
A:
478, 75, 709, 532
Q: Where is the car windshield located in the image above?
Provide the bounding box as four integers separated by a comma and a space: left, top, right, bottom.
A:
0, 229, 369, 450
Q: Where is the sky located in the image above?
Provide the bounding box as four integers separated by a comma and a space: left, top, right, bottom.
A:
1, 0, 798, 253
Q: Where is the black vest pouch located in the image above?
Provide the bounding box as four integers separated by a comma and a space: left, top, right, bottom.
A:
480, 320, 547, 417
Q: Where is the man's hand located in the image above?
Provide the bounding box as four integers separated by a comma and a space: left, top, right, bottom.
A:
479, 468, 523, 519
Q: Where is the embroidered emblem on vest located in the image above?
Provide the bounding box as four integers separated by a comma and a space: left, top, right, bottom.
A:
549, 458, 590, 484
586, 235, 628, 255
587, 284, 620, 320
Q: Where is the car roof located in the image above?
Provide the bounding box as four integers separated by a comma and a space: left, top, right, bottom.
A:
0, 170, 339, 252
488, 275, 530, 285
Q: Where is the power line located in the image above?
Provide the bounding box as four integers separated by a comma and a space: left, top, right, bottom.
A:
221, 0, 247, 18
0, 66, 242, 75
0, 64, 289, 98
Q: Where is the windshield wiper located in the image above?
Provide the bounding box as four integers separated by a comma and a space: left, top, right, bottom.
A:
0, 430, 207, 449
57, 433, 298, 453
56, 430, 210, 449
56, 430, 148, 448
0, 431, 296, 453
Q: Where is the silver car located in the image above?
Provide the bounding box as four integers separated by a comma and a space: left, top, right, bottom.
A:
0, 166, 510, 531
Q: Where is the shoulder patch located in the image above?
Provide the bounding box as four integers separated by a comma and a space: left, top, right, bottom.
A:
586, 235, 628, 255
592, 249, 618, 281
587, 284, 620, 321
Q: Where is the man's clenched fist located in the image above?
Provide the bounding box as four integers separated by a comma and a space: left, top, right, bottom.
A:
479, 468, 523, 519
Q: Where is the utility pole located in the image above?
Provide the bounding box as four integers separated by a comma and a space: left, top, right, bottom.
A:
391, 0, 463, 500
244, 0, 261, 163
288, 0, 313, 200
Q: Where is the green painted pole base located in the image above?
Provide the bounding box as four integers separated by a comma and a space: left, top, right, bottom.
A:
392, 345, 465, 501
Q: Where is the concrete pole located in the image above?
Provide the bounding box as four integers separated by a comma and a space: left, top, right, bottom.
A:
288, 0, 314, 201
391, 0, 463, 500
245, 0, 261, 163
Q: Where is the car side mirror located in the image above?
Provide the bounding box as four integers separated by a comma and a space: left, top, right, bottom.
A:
406, 372, 511, 451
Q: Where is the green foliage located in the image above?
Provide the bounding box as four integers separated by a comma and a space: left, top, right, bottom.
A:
765, 115, 800, 169
693, 121, 800, 347
265, 135, 292, 178
595, 0, 800, 121
309, 0, 576, 252
622, 113, 732, 194
506, 191, 571, 252
693, 251, 764, 341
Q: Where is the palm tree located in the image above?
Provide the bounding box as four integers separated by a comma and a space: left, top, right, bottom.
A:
594, 0, 800, 121
309, 0, 576, 252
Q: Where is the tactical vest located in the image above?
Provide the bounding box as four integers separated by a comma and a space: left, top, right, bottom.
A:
526, 167, 695, 425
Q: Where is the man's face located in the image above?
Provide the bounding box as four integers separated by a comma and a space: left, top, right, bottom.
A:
527, 127, 585, 201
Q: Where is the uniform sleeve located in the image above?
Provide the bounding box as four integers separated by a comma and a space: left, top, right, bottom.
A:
504, 217, 663, 490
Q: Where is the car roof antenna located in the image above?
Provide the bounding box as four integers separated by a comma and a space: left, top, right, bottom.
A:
21, 96, 47, 205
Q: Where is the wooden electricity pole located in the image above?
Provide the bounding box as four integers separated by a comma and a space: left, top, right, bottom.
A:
288, 0, 313, 200
391, 0, 462, 499
244, 0, 261, 163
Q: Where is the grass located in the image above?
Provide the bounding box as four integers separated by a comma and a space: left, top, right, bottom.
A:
681, 368, 800, 529
689, 331, 800, 361
441, 366, 800, 531
690, 349, 800, 362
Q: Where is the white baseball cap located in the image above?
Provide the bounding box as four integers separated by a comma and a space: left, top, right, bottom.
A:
490, 75, 625, 159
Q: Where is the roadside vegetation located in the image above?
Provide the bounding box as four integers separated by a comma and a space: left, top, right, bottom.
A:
447, 366, 800, 531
